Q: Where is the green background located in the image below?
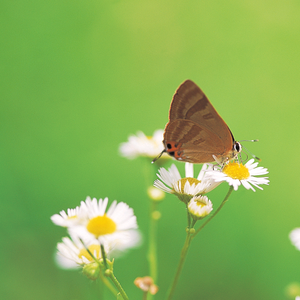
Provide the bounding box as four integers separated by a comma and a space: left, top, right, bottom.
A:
1, 1, 300, 299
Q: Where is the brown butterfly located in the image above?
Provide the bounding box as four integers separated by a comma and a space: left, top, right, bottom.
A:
157, 80, 242, 165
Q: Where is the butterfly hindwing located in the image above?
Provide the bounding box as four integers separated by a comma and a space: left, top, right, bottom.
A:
163, 119, 227, 163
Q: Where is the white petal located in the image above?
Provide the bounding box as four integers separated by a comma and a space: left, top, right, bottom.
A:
241, 180, 255, 191
169, 164, 182, 182
153, 180, 173, 193
185, 162, 194, 178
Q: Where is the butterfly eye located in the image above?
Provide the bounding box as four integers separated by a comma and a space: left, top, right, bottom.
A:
234, 142, 242, 153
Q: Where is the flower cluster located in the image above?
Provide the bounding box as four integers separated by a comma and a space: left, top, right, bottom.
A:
51, 197, 140, 269
154, 163, 217, 198
154, 163, 217, 219
154, 159, 269, 220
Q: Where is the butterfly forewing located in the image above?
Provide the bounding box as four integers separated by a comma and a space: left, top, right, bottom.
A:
169, 80, 233, 151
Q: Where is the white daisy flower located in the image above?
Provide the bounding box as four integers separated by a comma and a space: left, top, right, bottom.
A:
119, 129, 169, 160
56, 234, 106, 268
56, 231, 141, 270
69, 197, 139, 246
290, 228, 300, 251
51, 205, 86, 227
154, 162, 221, 203
188, 195, 213, 219
55, 234, 113, 280
207, 159, 269, 192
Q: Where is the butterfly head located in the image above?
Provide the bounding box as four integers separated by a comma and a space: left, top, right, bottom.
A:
233, 141, 242, 156
213, 141, 242, 165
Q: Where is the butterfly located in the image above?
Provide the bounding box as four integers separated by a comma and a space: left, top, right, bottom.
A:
157, 80, 242, 165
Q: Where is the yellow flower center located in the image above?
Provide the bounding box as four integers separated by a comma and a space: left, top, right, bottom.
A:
86, 214, 117, 237
78, 244, 101, 262
195, 199, 206, 208
223, 162, 250, 180
178, 177, 201, 193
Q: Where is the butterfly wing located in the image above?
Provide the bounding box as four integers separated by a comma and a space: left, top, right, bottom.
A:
164, 119, 228, 163
163, 80, 235, 163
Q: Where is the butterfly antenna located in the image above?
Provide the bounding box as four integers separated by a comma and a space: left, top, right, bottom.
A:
240, 139, 261, 161
239, 139, 259, 143
151, 150, 166, 164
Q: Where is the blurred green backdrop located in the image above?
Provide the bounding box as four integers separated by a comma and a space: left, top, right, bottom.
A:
1, 0, 300, 299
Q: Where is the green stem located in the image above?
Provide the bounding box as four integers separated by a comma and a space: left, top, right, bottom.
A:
142, 291, 148, 300
99, 270, 118, 297
100, 244, 108, 270
194, 185, 234, 236
143, 158, 161, 292
165, 186, 234, 300
166, 228, 194, 300
190, 218, 197, 228
186, 205, 191, 228
100, 244, 127, 298
105, 270, 129, 300
148, 200, 158, 284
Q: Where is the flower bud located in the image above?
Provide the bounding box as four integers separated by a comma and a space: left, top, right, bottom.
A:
82, 262, 100, 280
188, 195, 213, 220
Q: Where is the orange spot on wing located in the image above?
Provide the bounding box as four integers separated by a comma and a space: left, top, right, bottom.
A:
165, 141, 184, 159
